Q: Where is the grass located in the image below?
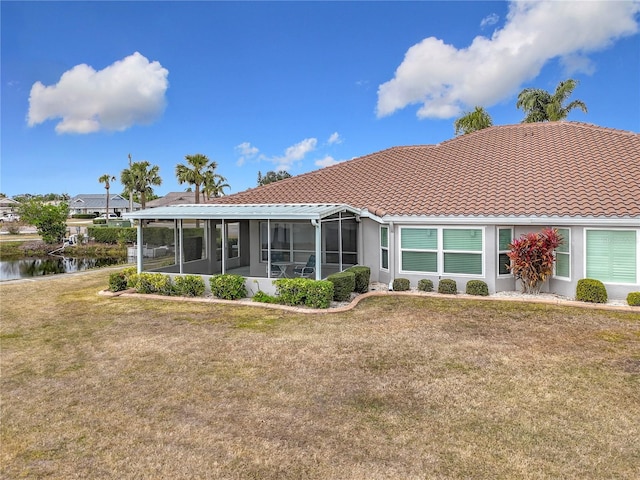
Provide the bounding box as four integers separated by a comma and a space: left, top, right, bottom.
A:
1, 269, 639, 479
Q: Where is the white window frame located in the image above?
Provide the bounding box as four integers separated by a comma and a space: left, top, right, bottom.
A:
497, 227, 513, 278
380, 226, 389, 271
398, 226, 485, 277
553, 227, 571, 280
584, 228, 639, 286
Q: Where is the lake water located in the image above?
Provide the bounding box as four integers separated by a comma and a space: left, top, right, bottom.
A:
0, 257, 128, 281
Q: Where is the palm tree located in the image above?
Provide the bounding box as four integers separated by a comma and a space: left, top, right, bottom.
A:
516, 79, 587, 123
120, 161, 162, 209
98, 174, 116, 217
454, 106, 493, 136
175, 154, 213, 204
203, 170, 230, 200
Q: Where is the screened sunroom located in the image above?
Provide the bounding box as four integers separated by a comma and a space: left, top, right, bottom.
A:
123, 204, 361, 286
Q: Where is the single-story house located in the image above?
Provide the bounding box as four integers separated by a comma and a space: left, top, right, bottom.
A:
0, 197, 20, 216
124, 121, 639, 300
145, 192, 197, 208
70, 194, 140, 216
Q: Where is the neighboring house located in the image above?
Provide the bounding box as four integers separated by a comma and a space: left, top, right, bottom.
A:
0, 197, 20, 217
70, 194, 140, 216
146, 192, 197, 208
125, 122, 640, 299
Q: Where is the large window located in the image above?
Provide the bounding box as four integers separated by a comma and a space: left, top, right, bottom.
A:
443, 229, 483, 275
380, 226, 389, 270
400, 228, 438, 272
400, 227, 483, 275
554, 228, 570, 279
586, 229, 637, 284
497, 228, 513, 276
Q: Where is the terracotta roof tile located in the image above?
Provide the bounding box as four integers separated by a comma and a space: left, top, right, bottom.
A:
212, 122, 640, 218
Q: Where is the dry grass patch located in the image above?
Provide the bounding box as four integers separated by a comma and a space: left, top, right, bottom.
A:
1, 270, 639, 479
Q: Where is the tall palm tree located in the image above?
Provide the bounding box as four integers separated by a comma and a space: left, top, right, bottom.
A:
98, 174, 116, 217
120, 161, 162, 209
203, 170, 230, 200
454, 106, 493, 136
516, 79, 587, 123
175, 154, 213, 204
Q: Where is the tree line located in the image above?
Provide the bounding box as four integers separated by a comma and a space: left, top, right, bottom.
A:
453, 78, 587, 135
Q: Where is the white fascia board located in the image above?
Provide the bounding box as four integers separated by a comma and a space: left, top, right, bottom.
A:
377, 215, 640, 227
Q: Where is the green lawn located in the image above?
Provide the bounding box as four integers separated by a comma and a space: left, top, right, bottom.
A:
1, 269, 639, 479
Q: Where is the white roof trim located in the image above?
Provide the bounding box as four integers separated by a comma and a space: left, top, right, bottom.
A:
376, 214, 640, 226
123, 203, 360, 221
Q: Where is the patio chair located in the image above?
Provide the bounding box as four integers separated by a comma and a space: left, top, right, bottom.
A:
294, 254, 315, 278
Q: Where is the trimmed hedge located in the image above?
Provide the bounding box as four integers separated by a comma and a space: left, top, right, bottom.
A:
129, 272, 174, 295
274, 278, 334, 308
392, 278, 410, 291
72, 213, 97, 219
174, 275, 205, 297
626, 292, 640, 307
327, 271, 355, 301
346, 266, 371, 293
576, 278, 608, 304
466, 280, 489, 296
88, 227, 137, 244
438, 279, 457, 295
209, 274, 247, 300
417, 279, 433, 292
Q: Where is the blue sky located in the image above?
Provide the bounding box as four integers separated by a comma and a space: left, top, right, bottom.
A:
2, 1, 639, 199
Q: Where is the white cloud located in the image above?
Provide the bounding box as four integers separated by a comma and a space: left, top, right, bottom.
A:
376, 0, 640, 119
273, 138, 317, 171
480, 13, 499, 29
327, 132, 342, 145
315, 155, 340, 168
235, 141, 260, 166
28, 52, 169, 134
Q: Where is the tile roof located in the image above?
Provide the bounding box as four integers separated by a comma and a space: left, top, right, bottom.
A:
211, 122, 640, 218
146, 191, 197, 208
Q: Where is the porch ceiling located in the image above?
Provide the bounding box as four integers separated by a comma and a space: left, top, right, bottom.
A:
123, 203, 361, 221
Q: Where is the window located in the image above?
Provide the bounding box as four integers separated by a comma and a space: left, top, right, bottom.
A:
226, 222, 240, 259
400, 228, 438, 272
216, 222, 240, 260
399, 227, 484, 275
497, 228, 513, 276
554, 228, 570, 279
586, 229, 637, 284
380, 226, 389, 270
443, 229, 483, 275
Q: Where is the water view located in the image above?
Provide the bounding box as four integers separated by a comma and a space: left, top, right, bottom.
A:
0, 257, 128, 281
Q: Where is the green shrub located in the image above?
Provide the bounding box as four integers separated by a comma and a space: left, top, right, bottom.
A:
72, 213, 97, 219
252, 290, 280, 304
273, 278, 334, 308
627, 292, 640, 307
274, 278, 309, 305
131, 273, 174, 295
438, 279, 458, 295
417, 279, 434, 292
93, 218, 107, 225
304, 280, 334, 309
174, 275, 205, 297
88, 227, 137, 244
392, 278, 410, 291
466, 280, 489, 296
326, 271, 356, 301
346, 266, 371, 293
210, 274, 247, 300
108, 271, 129, 292
575, 278, 608, 304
